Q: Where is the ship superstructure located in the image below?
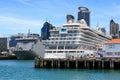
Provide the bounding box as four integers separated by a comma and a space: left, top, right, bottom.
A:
44, 19, 111, 59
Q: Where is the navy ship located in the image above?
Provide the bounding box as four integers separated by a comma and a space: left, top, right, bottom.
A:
13, 33, 45, 60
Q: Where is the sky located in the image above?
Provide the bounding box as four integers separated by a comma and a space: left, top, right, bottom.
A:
0, 0, 120, 37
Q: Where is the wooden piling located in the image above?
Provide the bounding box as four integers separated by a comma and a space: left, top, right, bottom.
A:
51, 59, 53, 68
98, 61, 101, 69
93, 60, 95, 69
40, 59, 43, 68
67, 59, 69, 68
76, 60, 78, 69
34, 57, 120, 69
110, 60, 114, 69
102, 60, 104, 69
58, 60, 60, 68
84, 60, 86, 68
86, 61, 89, 69
35, 57, 40, 68
64, 60, 67, 68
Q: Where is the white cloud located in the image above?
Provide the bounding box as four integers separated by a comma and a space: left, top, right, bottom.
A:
0, 16, 43, 27
0, 16, 43, 36
18, 0, 34, 7
0, 35, 3, 37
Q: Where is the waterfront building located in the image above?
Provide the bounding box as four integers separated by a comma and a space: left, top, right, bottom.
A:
104, 39, 120, 57
110, 19, 119, 39
78, 7, 90, 26
0, 37, 8, 53
119, 31, 120, 38
44, 19, 111, 59
41, 22, 55, 40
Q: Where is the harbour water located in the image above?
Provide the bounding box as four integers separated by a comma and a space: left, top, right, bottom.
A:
0, 60, 120, 80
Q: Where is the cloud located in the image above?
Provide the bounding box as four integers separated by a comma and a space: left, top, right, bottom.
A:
0, 16, 43, 36
18, 0, 34, 7
0, 16, 43, 27
116, 5, 120, 10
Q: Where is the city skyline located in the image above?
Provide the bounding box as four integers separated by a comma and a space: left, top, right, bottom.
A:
0, 0, 120, 36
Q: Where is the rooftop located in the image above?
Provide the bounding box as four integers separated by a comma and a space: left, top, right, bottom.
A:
106, 39, 120, 44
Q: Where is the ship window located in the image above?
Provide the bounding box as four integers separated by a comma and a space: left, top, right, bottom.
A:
60, 34, 67, 37
68, 38, 72, 40
63, 38, 66, 40
47, 51, 52, 53
58, 46, 64, 49
65, 46, 72, 49
46, 46, 49, 49
65, 51, 68, 53
80, 51, 84, 53
106, 52, 113, 55
69, 34, 72, 36
73, 38, 76, 40
68, 30, 72, 33
23, 41, 28, 44
118, 52, 120, 55
69, 51, 76, 53
49, 46, 57, 49
53, 51, 56, 53
109, 44, 114, 48
57, 51, 63, 53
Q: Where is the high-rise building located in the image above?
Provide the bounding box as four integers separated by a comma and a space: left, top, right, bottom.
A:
0, 37, 7, 52
78, 7, 90, 26
41, 22, 55, 40
110, 19, 119, 39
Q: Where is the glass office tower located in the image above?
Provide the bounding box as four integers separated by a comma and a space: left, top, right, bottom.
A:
41, 22, 55, 40
78, 7, 90, 26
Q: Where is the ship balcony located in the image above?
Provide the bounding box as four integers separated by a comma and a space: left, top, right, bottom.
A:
14, 48, 31, 51
45, 49, 90, 51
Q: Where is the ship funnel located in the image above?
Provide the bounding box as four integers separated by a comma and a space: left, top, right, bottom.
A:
66, 14, 75, 23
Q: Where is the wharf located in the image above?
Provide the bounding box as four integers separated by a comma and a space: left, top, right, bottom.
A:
35, 57, 120, 69
0, 54, 17, 60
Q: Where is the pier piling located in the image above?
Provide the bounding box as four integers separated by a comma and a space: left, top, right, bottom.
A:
76, 60, 78, 69
67, 59, 69, 68
34, 57, 120, 69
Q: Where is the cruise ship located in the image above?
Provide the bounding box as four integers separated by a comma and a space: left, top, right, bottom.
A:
13, 33, 45, 60
44, 19, 111, 59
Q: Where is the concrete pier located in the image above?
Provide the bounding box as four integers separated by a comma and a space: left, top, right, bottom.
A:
35, 57, 120, 69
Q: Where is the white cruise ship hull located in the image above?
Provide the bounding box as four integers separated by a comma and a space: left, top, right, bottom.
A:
44, 19, 111, 59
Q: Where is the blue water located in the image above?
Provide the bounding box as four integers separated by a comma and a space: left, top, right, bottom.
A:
0, 60, 120, 80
